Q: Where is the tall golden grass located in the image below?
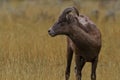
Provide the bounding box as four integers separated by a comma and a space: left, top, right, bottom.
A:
0, 1, 120, 80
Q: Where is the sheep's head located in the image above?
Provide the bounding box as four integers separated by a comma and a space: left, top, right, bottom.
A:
48, 7, 79, 37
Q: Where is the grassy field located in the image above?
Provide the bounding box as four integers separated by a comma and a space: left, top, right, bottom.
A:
0, 0, 120, 80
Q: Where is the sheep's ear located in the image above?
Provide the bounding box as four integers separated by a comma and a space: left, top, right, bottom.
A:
66, 14, 74, 23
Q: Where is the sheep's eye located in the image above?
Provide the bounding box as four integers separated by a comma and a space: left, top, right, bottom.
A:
58, 21, 65, 25
60, 22, 65, 26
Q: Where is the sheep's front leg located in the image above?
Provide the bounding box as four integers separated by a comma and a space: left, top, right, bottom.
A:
91, 57, 98, 80
75, 56, 85, 80
65, 47, 73, 80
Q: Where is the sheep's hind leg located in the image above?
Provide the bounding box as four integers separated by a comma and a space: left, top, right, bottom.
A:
91, 57, 98, 80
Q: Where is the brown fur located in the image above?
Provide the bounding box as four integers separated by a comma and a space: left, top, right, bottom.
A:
48, 7, 101, 80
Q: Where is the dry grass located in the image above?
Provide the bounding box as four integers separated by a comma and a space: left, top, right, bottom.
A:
0, 0, 120, 80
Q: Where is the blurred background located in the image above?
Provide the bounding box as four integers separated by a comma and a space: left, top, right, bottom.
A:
0, 0, 120, 80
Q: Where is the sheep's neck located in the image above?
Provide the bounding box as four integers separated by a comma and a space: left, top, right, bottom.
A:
68, 26, 96, 51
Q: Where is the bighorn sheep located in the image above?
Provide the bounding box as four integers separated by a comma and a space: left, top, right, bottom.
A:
48, 7, 101, 80
103, 10, 116, 22
90, 9, 100, 21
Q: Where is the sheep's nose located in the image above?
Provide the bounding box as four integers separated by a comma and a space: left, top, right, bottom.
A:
48, 28, 56, 37
48, 29, 51, 33
48, 29, 52, 35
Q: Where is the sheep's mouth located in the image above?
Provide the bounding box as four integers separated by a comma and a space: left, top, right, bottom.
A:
49, 33, 56, 37
48, 29, 57, 37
